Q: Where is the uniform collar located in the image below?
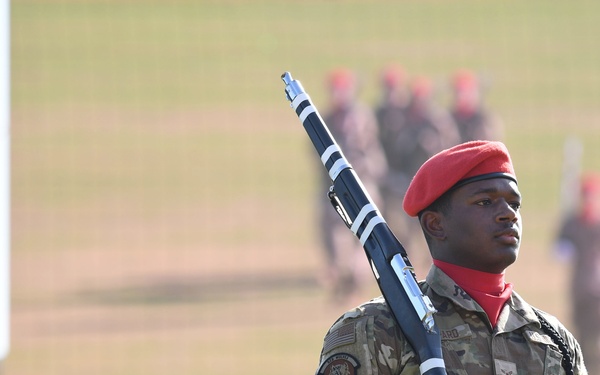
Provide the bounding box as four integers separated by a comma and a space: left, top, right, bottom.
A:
425, 265, 540, 332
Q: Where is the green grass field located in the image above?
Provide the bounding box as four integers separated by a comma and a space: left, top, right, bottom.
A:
8, 1, 600, 374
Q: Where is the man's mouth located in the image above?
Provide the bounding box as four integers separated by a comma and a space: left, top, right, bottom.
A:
496, 228, 520, 243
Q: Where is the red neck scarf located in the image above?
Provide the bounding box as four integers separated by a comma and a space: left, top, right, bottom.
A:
433, 259, 513, 327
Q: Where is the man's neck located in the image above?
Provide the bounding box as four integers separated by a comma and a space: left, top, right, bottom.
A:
433, 259, 513, 327
433, 259, 505, 295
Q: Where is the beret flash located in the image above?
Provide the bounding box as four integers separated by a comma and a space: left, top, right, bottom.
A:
402, 141, 517, 217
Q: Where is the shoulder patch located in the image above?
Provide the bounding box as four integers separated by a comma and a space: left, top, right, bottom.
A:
316, 353, 360, 375
323, 321, 356, 353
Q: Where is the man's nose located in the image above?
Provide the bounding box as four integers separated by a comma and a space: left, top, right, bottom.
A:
497, 201, 518, 222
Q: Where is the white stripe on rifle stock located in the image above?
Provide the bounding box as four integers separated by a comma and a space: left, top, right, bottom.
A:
419, 358, 445, 374
320, 144, 341, 165
299, 105, 315, 123
359, 216, 385, 246
291, 92, 310, 111
350, 203, 378, 235
328, 159, 351, 181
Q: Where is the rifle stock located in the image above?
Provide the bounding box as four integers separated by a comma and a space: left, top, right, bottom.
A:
281, 72, 446, 375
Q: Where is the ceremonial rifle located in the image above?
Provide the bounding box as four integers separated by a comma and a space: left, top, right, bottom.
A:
281, 72, 446, 375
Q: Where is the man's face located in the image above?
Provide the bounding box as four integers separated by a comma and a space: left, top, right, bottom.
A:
440, 178, 522, 274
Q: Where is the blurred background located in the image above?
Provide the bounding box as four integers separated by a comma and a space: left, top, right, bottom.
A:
8, 1, 600, 374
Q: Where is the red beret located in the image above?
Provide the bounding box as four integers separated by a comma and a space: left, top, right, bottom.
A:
328, 68, 355, 90
452, 69, 478, 92
402, 141, 517, 217
381, 65, 406, 88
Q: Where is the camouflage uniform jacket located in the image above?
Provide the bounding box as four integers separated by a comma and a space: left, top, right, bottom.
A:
316, 266, 587, 375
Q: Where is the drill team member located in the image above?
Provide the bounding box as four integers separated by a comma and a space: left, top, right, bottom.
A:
449, 69, 503, 143
318, 68, 388, 303
315, 141, 587, 374
376, 74, 460, 278
555, 173, 600, 374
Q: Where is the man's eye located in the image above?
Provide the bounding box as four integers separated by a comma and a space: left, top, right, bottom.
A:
510, 202, 521, 210
476, 199, 491, 206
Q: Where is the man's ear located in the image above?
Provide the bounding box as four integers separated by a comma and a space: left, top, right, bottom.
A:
420, 211, 446, 241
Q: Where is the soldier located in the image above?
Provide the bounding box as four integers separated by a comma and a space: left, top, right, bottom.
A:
317, 68, 388, 303
449, 69, 503, 142
401, 76, 460, 178
554, 173, 600, 374
373, 65, 415, 270
374, 65, 409, 191
315, 141, 587, 374
375, 74, 460, 278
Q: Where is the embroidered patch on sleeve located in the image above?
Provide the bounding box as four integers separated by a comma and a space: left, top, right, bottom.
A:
316, 353, 361, 375
323, 322, 356, 353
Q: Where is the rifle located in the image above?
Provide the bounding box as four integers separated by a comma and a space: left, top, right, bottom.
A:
281, 72, 446, 375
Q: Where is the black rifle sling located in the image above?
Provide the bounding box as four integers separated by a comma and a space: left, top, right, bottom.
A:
534, 309, 574, 375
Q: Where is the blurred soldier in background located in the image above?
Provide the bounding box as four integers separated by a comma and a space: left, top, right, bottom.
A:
401, 76, 460, 177
554, 173, 600, 373
374, 65, 410, 172
375, 74, 460, 278
317, 68, 388, 303
373, 65, 412, 271
449, 69, 504, 142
